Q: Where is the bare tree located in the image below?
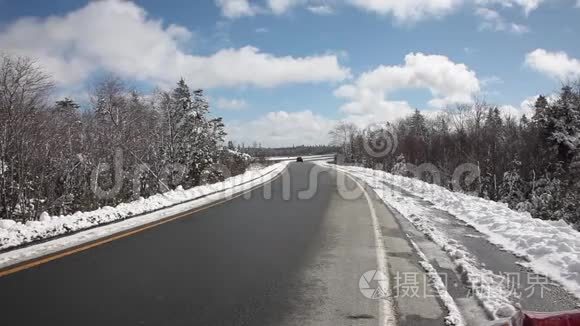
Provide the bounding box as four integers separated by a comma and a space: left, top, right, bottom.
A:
0, 55, 238, 221
0, 54, 53, 219
329, 121, 358, 159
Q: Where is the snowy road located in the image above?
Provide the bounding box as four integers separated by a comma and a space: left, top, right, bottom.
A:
0, 162, 578, 325
0, 163, 444, 325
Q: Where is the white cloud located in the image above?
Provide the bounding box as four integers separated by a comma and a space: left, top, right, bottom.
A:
307, 5, 335, 14
499, 96, 536, 118
499, 104, 528, 118
340, 95, 415, 127
347, 0, 463, 23
186, 46, 350, 88
267, 0, 303, 14
513, 0, 545, 13
517, 95, 543, 117
463, 47, 477, 54
519, 95, 539, 111
339, 53, 479, 106
229, 52, 482, 146
510, 23, 530, 34
228, 104, 412, 146
481, 75, 503, 86
227, 110, 336, 146
475, 7, 529, 34
215, 0, 258, 18
218, 0, 333, 17
0, 0, 350, 88
525, 49, 580, 80
217, 0, 564, 22
214, 0, 465, 23
334, 53, 480, 126
500, 94, 559, 118
475, 0, 546, 14
215, 98, 248, 110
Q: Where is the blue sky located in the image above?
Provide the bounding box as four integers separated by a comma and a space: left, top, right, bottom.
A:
1, 0, 579, 146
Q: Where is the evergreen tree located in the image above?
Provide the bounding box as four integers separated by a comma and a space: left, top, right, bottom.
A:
409, 109, 428, 138
499, 157, 525, 208
533, 87, 580, 165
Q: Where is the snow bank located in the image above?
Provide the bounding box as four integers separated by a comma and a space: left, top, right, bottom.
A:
0, 162, 287, 253
331, 164, 514, 317
334, 164, 580, 303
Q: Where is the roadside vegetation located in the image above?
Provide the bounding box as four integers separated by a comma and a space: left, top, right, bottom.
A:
240, 145, 338, 159
331, 82, 580, 228
0, 54, 250, 222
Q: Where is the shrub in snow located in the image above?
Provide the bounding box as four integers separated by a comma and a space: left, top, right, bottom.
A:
391, 154, 408, 176
38, 212, 51, 222
498, 159, 525, 209
217, 148, 253, 177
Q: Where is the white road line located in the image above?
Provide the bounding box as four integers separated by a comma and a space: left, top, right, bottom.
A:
343, 171, 396, 326
409, 239, 466, 326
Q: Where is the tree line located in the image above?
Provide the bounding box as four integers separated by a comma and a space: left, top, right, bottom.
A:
239, 145, 338, 158
331, 82, 580, 228
0, 54, 250, 222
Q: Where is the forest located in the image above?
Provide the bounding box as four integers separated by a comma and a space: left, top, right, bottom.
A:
0, 54, 250, 222
239, 145, 338, 158
330, 82, 580, 228
4, 50, 580, 228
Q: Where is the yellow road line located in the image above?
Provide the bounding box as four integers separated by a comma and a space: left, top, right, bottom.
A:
0, 170, 284, 278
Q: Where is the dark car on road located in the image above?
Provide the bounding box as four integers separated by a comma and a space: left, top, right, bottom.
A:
296, 157, 303, 162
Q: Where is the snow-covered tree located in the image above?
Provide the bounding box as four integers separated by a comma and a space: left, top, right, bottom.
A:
392, 154, 408, 176
0, 55, 53, 220
533, 87, 580, 165
499, 157, 525, 209
327, 82, 580, 229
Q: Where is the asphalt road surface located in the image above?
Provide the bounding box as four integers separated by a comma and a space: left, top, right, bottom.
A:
0, 163, 449, 325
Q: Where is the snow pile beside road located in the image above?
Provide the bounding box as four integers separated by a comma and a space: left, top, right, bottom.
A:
0, 162, 287, 252
336, 165, 580, 301
333, 165, 515, 318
